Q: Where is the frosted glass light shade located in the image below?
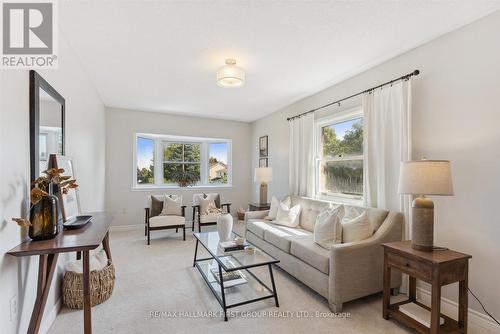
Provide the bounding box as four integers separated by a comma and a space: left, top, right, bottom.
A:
254, 167, 272, 183
217, 58, 245, 87
398, 160, 454, 196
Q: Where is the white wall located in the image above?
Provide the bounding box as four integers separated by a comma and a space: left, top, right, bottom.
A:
0, 32, 106, 333
105, 108, 252, 227
251, 10, 500, 326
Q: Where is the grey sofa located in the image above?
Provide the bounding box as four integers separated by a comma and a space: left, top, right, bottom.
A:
244, 196, 403, 312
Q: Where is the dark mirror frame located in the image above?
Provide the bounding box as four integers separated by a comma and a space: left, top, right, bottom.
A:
30, 70, 66, 182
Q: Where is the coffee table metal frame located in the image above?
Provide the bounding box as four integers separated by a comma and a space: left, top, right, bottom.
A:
192, 232, 280, 321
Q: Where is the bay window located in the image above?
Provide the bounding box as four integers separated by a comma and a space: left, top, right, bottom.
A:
134, 134, 231, 188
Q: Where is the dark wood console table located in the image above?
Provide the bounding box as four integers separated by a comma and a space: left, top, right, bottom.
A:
7, 212, 113, 334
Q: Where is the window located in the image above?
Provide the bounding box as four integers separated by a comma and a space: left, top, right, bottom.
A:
134, 134, 231, 188
208, 142, 229, 184
163, 142, 201, 184
316, 108, 363, 200
136, 137, 155, 185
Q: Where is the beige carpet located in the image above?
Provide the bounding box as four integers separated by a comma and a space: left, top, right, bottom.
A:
49, 221, 411, 334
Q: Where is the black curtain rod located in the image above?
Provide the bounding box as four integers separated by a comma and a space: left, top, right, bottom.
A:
286, 69, 420, 121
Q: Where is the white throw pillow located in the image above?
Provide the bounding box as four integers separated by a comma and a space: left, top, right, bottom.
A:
266, 196, 291, 220
160, 195, 182, 216
199, 197, 216, 215
274, 203, 301, 227
314, 205, 344, 249
342, 211, 372, 243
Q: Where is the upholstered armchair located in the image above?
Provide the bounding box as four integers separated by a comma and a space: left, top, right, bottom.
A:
191, 193, 231, 232
145, 195, 186, 244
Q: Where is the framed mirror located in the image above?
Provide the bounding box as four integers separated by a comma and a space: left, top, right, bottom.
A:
30, 70, 65, 182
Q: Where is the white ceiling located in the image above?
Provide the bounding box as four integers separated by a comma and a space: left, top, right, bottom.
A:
60, 1, 500, 122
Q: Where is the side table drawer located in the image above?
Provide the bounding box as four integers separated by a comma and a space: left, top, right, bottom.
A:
387, 252, 432, 281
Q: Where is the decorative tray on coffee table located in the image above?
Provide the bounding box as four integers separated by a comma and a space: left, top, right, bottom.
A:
63, 215, 92, 229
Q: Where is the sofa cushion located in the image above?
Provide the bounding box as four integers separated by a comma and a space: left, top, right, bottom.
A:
264, 225, 312, 253
291, 196, 333, 232
290, 237, 330, 274
246, 219, 274, 239
344, 205, 389, 232
149, 215, 185, 227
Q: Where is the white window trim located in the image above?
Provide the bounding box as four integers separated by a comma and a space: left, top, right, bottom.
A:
132, 133, 232, 190
314, 106, 364, 203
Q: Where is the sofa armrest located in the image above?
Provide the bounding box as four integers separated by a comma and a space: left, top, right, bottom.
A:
244, 210, 269, 222
328, 211, 403, 305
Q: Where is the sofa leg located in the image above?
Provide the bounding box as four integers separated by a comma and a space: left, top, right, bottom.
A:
391, 287, 400, 296
329, 302, 342, 313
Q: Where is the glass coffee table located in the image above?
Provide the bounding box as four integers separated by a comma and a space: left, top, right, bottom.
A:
192, 231, 280, 321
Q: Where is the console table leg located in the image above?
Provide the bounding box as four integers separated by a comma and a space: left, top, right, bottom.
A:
28, 253, 58, 334
83, 250, 92, 334
102, 231, 112, 262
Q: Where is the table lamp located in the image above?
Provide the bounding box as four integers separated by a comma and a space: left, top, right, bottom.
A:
255, 167, 272, 205
398, 159, 454, 251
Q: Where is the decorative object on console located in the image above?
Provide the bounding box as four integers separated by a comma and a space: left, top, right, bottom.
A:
217, 58, 245, 88
217, 213, 233, 242
259, 135, 268, 157
11, 165, 79, 240
53, 155, 81, 222
398, 159, 454, 251
254, 167, 272, 204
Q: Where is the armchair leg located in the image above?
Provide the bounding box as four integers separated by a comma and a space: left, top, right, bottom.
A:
192, 208, 196, 231
198, 223, 201, 233
144, 223, 147, 236
147, 227, 150, 245
183, 227, 186, 241
176, 228, 178, 233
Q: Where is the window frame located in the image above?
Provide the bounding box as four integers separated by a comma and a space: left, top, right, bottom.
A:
132, 133, 232, 190
315, 106, 364, 203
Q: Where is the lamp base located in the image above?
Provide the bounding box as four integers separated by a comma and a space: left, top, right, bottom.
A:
259, 183, 268, 205
411, 196, 434, 252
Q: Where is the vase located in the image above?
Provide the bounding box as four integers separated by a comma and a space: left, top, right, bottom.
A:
29, 185, 59, 240
217, 213, 233, 242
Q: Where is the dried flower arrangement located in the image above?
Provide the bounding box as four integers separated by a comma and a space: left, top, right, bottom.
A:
12, 168, 79, 227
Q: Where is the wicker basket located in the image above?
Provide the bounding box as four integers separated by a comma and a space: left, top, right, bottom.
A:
62, 261, 115, 309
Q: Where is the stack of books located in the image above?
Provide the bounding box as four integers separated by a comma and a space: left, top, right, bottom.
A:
219, 240, 249, 252
210, 267, 247, 287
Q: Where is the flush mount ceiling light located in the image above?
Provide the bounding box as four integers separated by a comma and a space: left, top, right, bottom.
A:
216, 58, 245, 87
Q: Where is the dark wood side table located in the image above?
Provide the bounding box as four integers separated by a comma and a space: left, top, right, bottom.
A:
7, 212, 113, 334
248, 203, 270, 211
382, 241, 471, 334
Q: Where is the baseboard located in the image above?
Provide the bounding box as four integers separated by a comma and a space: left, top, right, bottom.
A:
416, 287, 500, 333
39, 297, 62, 334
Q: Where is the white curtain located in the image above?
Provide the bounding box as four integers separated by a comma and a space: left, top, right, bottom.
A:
289, 112, 314, 197
363, 80, 412, 231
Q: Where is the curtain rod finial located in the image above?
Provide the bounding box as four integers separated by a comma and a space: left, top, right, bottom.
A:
413, 69, 420, 76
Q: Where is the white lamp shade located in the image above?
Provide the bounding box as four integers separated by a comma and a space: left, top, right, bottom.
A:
254, 167, 272, 183
217, 59, 245, 87
398, 160, 454, 195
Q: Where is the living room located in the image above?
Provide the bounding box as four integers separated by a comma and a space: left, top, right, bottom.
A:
1, 1, 500, 333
